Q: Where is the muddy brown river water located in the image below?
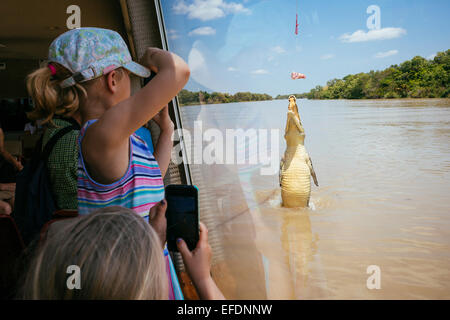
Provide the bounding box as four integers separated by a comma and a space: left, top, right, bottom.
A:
179, 98, 450, 299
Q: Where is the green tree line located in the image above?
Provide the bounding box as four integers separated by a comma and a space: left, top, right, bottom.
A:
178, 90, 273, 106
276, 93, 305, 100
277, 50, 450, 100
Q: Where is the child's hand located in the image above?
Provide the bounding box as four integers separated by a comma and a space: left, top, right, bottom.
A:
153, 105, 174, 132
139, 47, 161, 73
139, 47, 189, 84
177, 222, 212, 286
148, 199, 167, 249
139, 47, 177, 73
177, 222, 225, 300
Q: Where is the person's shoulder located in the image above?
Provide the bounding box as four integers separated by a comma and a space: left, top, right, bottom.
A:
78, 119, 97, 137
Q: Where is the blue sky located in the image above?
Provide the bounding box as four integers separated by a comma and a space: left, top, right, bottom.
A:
161, 0, 450, 96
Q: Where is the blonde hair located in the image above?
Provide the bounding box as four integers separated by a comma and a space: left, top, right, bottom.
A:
26, 63, 85, 126
20, 206, 168, 300
26, 63, 126, 126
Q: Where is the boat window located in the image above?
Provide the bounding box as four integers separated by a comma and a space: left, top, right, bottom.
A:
160, 0, 450, 300
160, 1, 312, 299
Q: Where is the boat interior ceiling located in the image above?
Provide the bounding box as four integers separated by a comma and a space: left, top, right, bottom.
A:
0, 0, 127, 99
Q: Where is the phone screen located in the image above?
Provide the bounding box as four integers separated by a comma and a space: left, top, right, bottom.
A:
166, 187, 199, 252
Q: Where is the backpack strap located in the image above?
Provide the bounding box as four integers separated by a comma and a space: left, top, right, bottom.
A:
41, 124, 78, 163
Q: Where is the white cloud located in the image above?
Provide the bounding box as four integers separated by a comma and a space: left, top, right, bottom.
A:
173, 0, 250, 21
267, 46, 286, 63
339, 27, 407, 43
167, 29, 179, 40
251, 69, 269, 75
186, 40, 236, 92
427, 53, 437, 60
188, 45, 209, 85
188, 26, 216, 36
320, 53, 335, 60
227, 67, 237, 72
374, 50, 399, 58
271, 46, 286, 54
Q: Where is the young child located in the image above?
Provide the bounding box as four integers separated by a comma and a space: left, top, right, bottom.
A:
26, 27, 190, 299
20, 206, 225, 300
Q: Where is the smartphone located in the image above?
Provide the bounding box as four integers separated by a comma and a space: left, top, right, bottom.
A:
165, 184, 199, 252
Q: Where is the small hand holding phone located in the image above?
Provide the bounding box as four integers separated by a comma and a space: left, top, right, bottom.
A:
165, 184, 199, 252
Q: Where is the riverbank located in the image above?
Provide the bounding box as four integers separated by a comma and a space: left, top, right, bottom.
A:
179, 50, 448, 106
275, 96, 450, 101
280, 50, 449, 101
178, 89, 273, 106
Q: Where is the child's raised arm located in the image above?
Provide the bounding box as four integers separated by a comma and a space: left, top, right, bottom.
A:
85, 48, 188, 147
82, 48, 189, 183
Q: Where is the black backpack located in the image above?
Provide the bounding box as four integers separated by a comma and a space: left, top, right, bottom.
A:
12, 122, 79, 245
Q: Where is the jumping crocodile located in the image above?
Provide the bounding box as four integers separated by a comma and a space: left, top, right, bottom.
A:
280, 96, 318, 208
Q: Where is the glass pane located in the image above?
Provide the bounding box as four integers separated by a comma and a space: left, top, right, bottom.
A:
161, 1, 450, 299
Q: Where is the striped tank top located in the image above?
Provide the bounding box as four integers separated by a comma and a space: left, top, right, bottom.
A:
77, 120, 183, 300
77, 119, 165, 217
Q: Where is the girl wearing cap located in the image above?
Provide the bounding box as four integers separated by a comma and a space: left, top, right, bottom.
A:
26, 27, 190, 299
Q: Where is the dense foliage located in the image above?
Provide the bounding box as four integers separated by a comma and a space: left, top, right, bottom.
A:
277, 50, 450, 100
178, 90, 273, 106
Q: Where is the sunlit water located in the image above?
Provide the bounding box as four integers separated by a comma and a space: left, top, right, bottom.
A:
179, 98, 450, 299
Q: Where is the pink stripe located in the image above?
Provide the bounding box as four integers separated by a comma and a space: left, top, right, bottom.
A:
77, 189, 162, 202
78, 176, 163, 196
166, 256, 175, 300
132, 202, 157, 210
78, 180, 162, 196
103, 64, 118, 74
78, 175, 163, 188
131, 163, 160, 169
130, 162, 159, 168
78, 185, 163, 202
77, 162, 160, 187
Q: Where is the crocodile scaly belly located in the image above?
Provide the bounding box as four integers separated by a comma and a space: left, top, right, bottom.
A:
281, 148, 311, 208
